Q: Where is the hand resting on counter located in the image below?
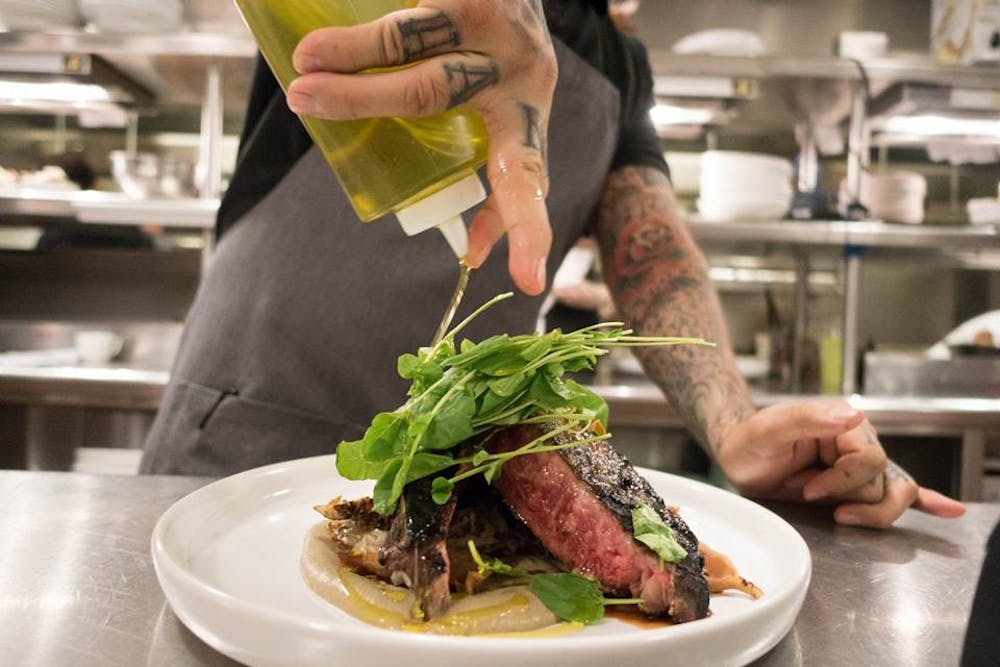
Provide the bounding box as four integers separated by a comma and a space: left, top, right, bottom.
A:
286, 0, 558, 295
716, 401, 967, 529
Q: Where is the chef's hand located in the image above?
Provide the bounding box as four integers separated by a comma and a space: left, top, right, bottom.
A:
716, 401, 966, 528
287, 1, 557, 296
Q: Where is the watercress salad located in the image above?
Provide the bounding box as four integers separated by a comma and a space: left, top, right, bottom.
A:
335, 292, 713, 516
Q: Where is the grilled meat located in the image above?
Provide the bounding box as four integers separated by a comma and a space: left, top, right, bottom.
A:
314, 496, 391, 578
379, 477, 458, 620
485, 424, 710, 622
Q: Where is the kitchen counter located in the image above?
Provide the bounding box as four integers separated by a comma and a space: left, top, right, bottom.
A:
0, 470, 994, 666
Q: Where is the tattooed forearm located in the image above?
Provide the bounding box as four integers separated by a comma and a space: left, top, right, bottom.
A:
445, 61, 500, 108
398, 11, 461, 61
596, 166, 755, 453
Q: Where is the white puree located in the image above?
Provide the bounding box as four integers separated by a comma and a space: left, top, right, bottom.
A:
300, 522, 573, 636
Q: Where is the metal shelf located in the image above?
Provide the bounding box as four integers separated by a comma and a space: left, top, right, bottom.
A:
686, 217, 1000, 250
0, 29, 256, 58
0, 191, 218, 229
649, 52, 1000, 90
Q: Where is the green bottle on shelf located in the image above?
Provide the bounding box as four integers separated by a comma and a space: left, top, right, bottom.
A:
233, 0, 489, 257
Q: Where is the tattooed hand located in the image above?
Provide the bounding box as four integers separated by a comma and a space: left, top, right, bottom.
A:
286, 0, 557, 295
716, 401, 966, 528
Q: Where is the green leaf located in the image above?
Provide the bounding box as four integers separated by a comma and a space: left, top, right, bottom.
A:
487, 371, 531, 397
469, 347, 529, 376
484, 460, 504, 484
565, 380, 609, 428
423, 389, 476, 450
468, 540, 527, 577
406, 452, 457, 482
335, 438, 385, 480
460, 338, 476, 353
397, 353, 420, 379
632, 505, 687, 564
528, 372, 571, 410
471, 448, 490, 467
362, 412, 406, 462
520, 337, 552, 362
431, 476, 454, 505
373, 459, 404, 515
529, 573, 605, 624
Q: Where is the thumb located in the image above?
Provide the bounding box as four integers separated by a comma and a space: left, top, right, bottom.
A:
913, 487, 967, 518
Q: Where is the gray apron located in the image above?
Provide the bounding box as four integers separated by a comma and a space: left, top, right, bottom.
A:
140, 40, 621, 476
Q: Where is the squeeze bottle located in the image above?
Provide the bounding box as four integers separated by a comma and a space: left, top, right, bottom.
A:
233, 0, 488, 257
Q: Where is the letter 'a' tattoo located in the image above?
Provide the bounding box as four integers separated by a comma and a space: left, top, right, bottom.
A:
445, 61, 500, 108
397, 11, 461, 61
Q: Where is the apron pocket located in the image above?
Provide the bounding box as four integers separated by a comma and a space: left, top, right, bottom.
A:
141, 380, 362, 477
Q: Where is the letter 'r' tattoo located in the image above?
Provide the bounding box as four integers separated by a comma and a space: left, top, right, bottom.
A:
397, 11, 461, 61
521, 103, 543, 153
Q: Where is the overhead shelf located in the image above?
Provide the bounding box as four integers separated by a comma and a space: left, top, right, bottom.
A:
0, 191, 218, 229
0, 30, 257, 59
649, 51, 1000, 90
686, 217, 1000, 250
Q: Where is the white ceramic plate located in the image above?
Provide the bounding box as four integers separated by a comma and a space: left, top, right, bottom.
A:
152, 455, 811, 667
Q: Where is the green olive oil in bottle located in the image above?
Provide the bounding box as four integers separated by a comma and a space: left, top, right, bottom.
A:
233, 0, 490, 258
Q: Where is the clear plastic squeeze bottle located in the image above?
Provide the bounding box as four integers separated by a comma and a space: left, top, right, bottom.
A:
233, 0, 488, 257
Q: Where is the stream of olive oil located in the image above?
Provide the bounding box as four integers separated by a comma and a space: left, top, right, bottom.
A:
432, 260, 471, 346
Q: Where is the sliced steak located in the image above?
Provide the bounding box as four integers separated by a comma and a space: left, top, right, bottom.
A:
485, 424, 710, 622
378, 477, 458, 620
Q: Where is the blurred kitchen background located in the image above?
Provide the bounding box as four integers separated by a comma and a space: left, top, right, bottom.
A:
2, 0, 1000, 501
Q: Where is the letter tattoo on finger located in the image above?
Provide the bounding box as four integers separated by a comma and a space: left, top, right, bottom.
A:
397, 11, 461, 61
444, 61, 500, 108
521, 103, 545, 159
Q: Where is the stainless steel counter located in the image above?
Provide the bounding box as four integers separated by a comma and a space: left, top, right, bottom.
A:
0, 471, 995, 667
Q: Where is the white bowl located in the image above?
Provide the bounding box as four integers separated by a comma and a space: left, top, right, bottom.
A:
74, 330, 124, 366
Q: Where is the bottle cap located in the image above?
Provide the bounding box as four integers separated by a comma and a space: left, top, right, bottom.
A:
396, 172, 486, 259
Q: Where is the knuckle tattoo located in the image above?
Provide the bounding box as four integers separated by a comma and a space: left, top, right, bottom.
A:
444, 60, 500, 109
395, 11, 461, 62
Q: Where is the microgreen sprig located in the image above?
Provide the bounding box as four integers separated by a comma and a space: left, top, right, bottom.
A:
335, 292, 714, 515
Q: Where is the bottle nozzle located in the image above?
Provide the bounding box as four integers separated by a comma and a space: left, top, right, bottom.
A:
395, 172, 486, 259
437, 216, 468, 258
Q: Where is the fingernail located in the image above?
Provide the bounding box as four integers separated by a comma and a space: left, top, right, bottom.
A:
535, 258, 547, 291
837, 512, 861, 526
293, 52, 318, 74
286, 88, 315, 115
803, 486, 826, 502
828, 406, 859, 422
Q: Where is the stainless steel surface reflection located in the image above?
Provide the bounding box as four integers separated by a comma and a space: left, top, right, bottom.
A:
0, 471, 996, 666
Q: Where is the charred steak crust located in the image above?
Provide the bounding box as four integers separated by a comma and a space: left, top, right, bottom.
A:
380, 478, 458, 620
486, 424, 710, 622
557, 434, 705, 571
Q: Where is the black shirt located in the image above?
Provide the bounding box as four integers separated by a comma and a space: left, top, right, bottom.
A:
218, 0, 667, 236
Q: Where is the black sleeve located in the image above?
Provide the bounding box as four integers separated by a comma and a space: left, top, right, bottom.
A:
962, 520, 1000, 666
216, 56, 314, 238
609, 37, 670, 178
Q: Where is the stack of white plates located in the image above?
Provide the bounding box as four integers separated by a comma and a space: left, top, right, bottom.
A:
80, 0, 183, 33
860, 171, 926, 225
697, 151, 793, 222
0, 0, 81, 30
